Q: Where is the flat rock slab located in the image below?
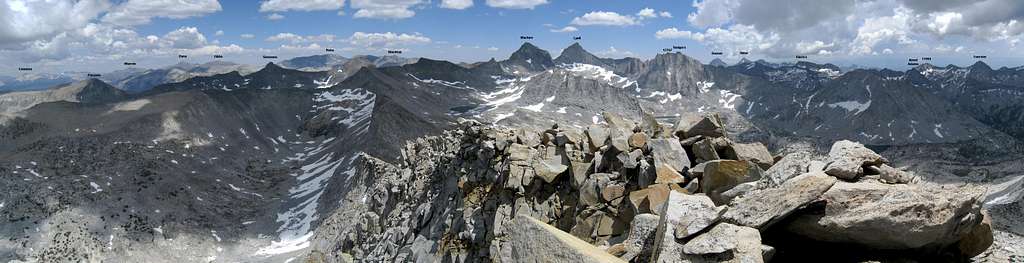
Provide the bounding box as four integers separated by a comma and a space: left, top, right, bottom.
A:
504, 214, 626, 262
722, 171, 837, 230
785, 181, 986, 250
651, 192, 724, 262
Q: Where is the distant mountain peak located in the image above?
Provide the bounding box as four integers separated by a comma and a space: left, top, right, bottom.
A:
554, 42, 605, 66
708, 58, 727, 67
506, 42, 554, 71
969, 60, 992, 71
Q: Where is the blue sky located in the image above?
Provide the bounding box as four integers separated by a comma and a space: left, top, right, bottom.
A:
3, 0, 1024, 75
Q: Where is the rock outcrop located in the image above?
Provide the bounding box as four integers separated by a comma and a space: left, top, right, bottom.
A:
304, 112, 993, 263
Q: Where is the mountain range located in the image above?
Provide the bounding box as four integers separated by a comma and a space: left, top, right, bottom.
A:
1, 42, 1022, 262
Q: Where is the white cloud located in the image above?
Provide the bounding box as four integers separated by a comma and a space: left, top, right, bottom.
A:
161, 27, 208, 49
347, 32, 431, 47
550, 26, 578, 33
240, 34, 255, 39
0, 0, 109, 44
441, 0, 473, 10
637, 8, 657, 19
594, 46, 636, 58
485, 0, 547, 9
266, 33, 336, 43
259, 0, 345, 12
795, 40, 835, 54
882, 48, 894, 54
659, 11, 673, 18
102, 0, 222, 26
214, 30, 224, 36
655, 28, 702, 40
267, 13, 285, 20
571, 11, 638, 26
487, 47, 499, 51
351, 0, 424, 19
687, 0, 739, 28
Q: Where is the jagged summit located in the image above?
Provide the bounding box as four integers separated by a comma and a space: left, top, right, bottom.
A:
505, 42, 554, 71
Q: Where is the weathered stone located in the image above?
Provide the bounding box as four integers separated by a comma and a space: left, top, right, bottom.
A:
701, 160, 763, 205
684, 178, 700, 193
616, 151, 637, 169
586, 125, 609, 152
875, 164, 915, 184
504, 215, 626, 262
654, 163, 686, 184
722, 171, 837, 229
718, 181, 758, 204
674, 112, 726, 138
957, 210, 993, 257
823, 140, 886, 180
762, 151, 812, 187
580, 173, 613, 207
602, 183, 626, 202
620, 213, 660, 262
570, 161, 591, 188
725, 142, 775, 170
628, 184, 680, 215
507, 143, 533, 162
761, 244, 775, 262
602, 111, 635, 132
785, 181, 986, 250
649, 138, 691, 175
608, 129, 630, 153
807, 160, 826, 172
651, 192, 725, 262
692, 139, 720, 162
606, 243, 627, 257
681, 223, 764, 263
628, 132, 648, 149
556, 129, 583, 147
532, 158, 568, 183
515, 128, 541, 147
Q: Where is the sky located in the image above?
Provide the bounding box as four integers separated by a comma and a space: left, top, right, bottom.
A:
3, 0, 1024, 75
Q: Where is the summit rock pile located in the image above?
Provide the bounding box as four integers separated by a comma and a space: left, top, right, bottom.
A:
305, 112, 993, 262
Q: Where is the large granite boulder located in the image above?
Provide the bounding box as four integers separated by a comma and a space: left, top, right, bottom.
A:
649, 138, 690, 184
701, 160, 763, 205
650, 192, 727, 262
785, 181, 987, 250
724, 142, 774, 170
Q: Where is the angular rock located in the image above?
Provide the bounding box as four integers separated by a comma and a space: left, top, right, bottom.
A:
823, 140, 886, 180
603, 111, 635, 132
722, 171, 837, 229
651, 192, 726, 262
507, 143, 533, 162
504, 215, 626, 262
628, 184, 679, 215
785, 181, 986, 250
532, 158, 568, 183
674, 113, 726, 138
586, 125, 609, 152
580, 173, 613, 207
515, 128, 541, 147
875, 164, 915, 184
649, 138, 691, 179
683, 223, 763, 263
701, 160, 763, 205
717, 181, 758, 204
957, 210, 993, 257
692, 139, 720, 162
608, 129, 630, 153
725, 142, 775, 170
620, 213, 660, 262
602, 183, 626, 202
762, 151, 812, 187
628, 132, 648, 149
569, 161, 591, 188
807, 160, 826, 172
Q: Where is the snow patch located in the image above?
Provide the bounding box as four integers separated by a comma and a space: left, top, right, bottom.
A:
827, 100, 871, 115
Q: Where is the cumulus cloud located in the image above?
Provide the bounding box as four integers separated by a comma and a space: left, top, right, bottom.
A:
0, 0, 109, 44
678, 0, 1024, 58
485, 0, 547, 9
351, 0, 424, 19
102, 0, 223, 26
571, 11, 638, 26
347, 32, 431, 47
265, 33, 336, 43
441, 0, 473, 9
656, 25, 779, 55
161, 27, 208, 49
240, 33, 255, 39
214, 30, 224, 36
550, 26, 578, 33
594, 46, 636, 58
259, 0, 345, 12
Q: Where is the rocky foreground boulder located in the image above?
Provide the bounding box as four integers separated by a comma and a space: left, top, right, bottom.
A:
304, 112, 992, 262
